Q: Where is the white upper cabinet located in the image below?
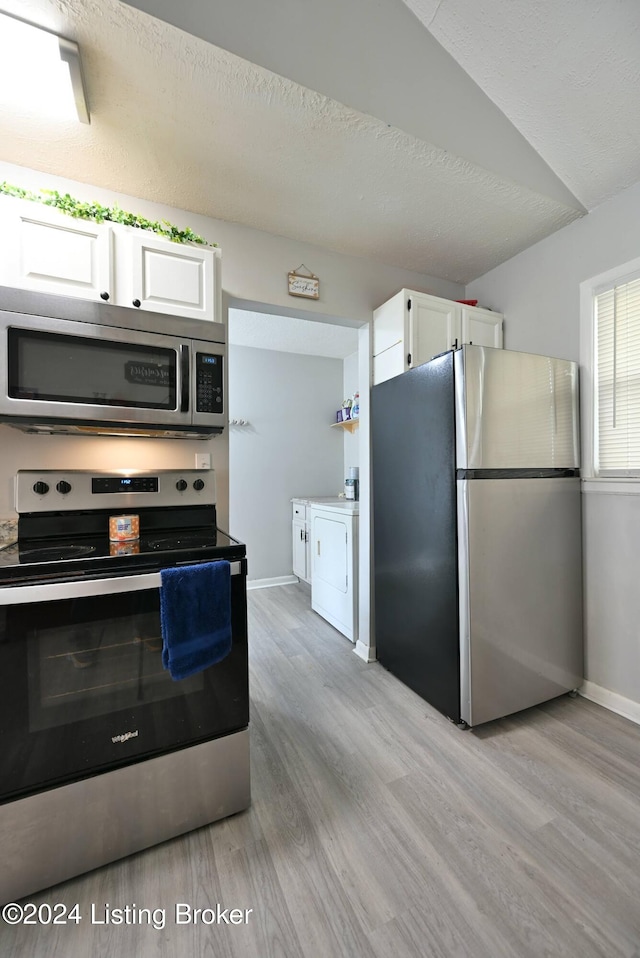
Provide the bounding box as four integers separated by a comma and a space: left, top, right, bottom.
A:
125, 230, 216, 322
460, 305, 504, 349
410, 295, 458, 366
0, 197, 220, 321
373, 289, 503, 384
0, 199, 113, 302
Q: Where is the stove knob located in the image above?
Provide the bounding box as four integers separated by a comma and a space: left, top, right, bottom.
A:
56, 480, 72, 495
33, 481, 49, 496
176, 479, 188, 491
193, 479, 205, 491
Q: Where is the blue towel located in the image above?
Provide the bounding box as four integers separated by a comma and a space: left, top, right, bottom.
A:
160, 560, 232, 680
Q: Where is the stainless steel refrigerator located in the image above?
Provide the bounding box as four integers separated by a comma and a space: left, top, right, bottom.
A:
371, 345, 583, 727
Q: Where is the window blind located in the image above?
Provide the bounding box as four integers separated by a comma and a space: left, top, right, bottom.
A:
596, 276, 640, 474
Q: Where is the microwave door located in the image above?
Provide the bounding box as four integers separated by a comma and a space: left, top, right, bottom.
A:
2, 315, 193, 430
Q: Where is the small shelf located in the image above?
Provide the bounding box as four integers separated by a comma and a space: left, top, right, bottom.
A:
331, 418, 359, 434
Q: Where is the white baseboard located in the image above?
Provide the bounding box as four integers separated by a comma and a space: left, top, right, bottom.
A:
580, 680, 640, 726
354, 639, 376, 663
246, 575, 299, 591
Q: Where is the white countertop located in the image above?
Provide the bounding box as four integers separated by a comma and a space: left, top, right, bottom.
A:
292, 496, 359, 515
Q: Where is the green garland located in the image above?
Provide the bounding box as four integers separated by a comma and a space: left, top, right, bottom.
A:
0, 181, 216, 247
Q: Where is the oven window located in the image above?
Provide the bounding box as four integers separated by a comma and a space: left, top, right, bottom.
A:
8, 328, 177, 409
22, 590, 202, 732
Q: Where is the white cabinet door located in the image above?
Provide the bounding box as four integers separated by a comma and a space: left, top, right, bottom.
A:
129, 231, 215, 321
460, 307, 503, 348
292, 518, 308, 581
373, 341, 405, 385
410, 295, 458, 368
373, 290, 405, 356
0, 200, 113, 302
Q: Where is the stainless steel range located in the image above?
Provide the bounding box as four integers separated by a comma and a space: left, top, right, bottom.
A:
0, 468, 250, 903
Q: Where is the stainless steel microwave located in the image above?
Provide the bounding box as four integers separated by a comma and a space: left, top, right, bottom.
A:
0, 286, 225, 439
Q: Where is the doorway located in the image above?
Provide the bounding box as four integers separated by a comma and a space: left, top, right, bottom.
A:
227, 305, 372, 658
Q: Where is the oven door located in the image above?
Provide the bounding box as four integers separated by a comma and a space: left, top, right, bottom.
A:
0, 562, 248, 803
1, 313, 193, 429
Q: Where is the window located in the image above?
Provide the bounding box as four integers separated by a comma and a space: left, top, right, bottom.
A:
583, 258, 640, 478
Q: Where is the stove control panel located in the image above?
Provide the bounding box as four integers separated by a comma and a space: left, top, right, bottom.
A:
92, 477, 159, 494
16, 470, 216, 514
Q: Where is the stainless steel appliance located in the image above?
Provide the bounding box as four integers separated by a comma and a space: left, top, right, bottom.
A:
0, 285, 225, 438
0, 469, 249, 902
372, 345, 583, 727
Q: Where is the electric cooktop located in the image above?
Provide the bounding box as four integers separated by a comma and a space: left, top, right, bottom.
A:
0, 528, 245, 583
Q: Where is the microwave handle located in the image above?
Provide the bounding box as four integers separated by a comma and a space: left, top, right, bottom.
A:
0, 563, 243, 606
180, 345, 190, 413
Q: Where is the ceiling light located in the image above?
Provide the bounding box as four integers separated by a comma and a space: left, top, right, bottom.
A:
0, 12, 90, 124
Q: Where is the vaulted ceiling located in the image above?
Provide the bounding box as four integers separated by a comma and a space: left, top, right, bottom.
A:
0, 0, 637, 284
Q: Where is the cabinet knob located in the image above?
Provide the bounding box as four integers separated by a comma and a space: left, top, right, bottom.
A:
132, 299, 141, 308
100, 291, 110, 301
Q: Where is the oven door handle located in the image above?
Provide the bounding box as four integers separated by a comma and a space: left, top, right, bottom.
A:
0, 562, 243, 606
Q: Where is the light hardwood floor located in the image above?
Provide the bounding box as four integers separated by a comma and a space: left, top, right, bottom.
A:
3, 582, 640, 957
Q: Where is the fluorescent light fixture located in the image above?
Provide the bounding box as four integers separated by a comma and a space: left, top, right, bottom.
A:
0, 12, 90, 124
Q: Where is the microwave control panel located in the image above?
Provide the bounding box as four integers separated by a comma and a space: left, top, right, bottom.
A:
196, 353, 224, 413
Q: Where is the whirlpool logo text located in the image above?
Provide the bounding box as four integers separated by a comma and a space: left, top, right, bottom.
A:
111, 730, 139, 744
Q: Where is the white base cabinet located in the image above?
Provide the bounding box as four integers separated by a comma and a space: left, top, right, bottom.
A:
310, 504, 358, 643
373, 289, 503, 384
0, 197, 220, 322
292, 501, 311, 584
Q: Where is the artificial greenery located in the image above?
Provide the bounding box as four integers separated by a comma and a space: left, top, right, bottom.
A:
0, 181, 216, 247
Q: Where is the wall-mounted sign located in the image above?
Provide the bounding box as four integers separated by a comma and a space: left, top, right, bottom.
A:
288, 265, 319, 300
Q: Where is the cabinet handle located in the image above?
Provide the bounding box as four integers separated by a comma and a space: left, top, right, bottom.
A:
407, 352, 412, 366
453, 338, 458, 349
317, 541, 321, 556
300, 529, 304, 541
100, 291, 110, 301
132, 298, 141, 308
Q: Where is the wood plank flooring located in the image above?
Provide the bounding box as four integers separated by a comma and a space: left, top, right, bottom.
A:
2, 581, 640, 957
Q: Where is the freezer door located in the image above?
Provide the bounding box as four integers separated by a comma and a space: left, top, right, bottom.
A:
458, 477, 583, 726
455, 346, 580, 469
372, 354, 460, 722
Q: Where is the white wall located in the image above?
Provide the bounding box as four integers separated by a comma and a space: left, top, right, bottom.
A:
228, 344, 343, 582
342, 351, 359, 477
467, 179, 640, 719
467, 180, 640, 362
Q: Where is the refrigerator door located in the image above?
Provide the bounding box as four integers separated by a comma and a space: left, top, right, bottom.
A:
458, 476, 583, 726
455, 346, 580, 470
372, 354, 460, 722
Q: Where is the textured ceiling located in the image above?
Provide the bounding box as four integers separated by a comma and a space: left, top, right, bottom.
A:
416, 0, 640, 210
229, 310, 360, 359
0, 0, 635, 286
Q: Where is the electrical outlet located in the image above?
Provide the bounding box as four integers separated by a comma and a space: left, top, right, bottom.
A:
194, 453, 211, 470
